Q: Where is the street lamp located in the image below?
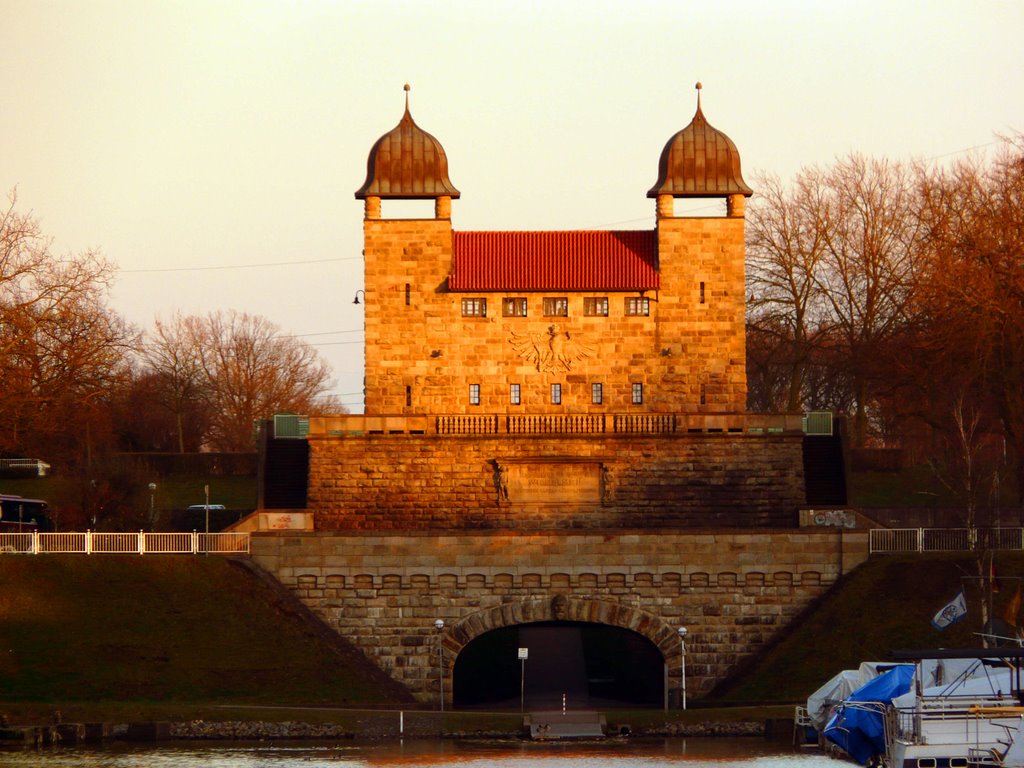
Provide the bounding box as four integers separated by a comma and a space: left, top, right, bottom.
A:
148, 482, 156, 529
677, 626, 688, 710
434, 619, 445, 712
203, 483, 210, 554
353, 289, 366, 305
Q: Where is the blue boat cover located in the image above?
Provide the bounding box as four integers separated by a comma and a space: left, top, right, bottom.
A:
823, 664, 915, 765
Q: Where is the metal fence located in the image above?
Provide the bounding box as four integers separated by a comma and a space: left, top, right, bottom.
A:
0, 457, 51, 476
0, 531, 250, 555
11, 526, 1017, 556
870, 528, 1024, 554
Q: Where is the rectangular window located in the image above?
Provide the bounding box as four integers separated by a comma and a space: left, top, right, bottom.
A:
592, 383, 603, 404
699, 281, 705, 304
510, 383, 521, 405
502, 297, 528, 317
584, 297, 609, 317
625, 297, 650, 316
405, 283, 411, 306
632, 383, 644, 404
550, 383, 562, 405
543, 297, 569, 317
405, 386, 412, 407
461, 298, 487, 317
469, 383, 481, 406
699, 383, 706, 406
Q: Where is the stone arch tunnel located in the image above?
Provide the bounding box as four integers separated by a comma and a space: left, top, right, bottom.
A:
448, 598, 671, 709
250, 529, 865, 707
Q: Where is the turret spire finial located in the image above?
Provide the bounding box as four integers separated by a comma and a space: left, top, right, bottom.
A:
695, 81, 702, 113
404, 83, 411, 112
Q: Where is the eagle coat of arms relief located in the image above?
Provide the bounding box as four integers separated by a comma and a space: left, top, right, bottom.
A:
509, 325, 595, 373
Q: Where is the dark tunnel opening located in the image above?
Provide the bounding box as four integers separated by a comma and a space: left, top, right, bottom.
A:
452, 621, 664, 709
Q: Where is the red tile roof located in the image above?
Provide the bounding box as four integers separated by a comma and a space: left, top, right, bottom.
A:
449, 231, 659, 292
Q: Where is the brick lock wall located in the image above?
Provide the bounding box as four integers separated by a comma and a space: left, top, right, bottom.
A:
308, 431, 805, 531
252, 529, 869, 705
361, 215, 747, 416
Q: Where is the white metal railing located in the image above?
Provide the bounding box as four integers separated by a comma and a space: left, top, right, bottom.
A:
888, 694, 1022, 746
10, 526, 1022, 556
0, 457, 51, 476
0, 531, 250, 555
870, 528, 1024, 554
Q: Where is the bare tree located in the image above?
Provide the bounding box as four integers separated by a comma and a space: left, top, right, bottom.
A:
142, 313, 209, 453
917, 139, 1024, 502
928, 397, 1006, 644
165, 310, 336, 452
813, 155, 926, 446
0, 190, 138, 467
746, 170, 831, 412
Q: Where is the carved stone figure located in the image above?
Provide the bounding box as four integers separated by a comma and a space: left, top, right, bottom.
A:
509, 325, 595, 373
551, 593, 568, 621
601, 465, 616, 502
493, 461, 510, 502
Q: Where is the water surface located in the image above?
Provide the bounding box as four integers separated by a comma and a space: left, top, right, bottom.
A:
0, 737, 834, 768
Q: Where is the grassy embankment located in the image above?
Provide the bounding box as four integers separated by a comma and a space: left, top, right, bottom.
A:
708, 552, 1020, 703
0, 556, 417, 726
1, 549, 1018, 729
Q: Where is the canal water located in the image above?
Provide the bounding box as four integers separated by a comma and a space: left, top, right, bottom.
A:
0, 738, 834, 767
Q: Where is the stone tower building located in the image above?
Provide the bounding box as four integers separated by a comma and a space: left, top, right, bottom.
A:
354, 83, 752, 417
249, 87, 857, 709
305, 83, 804, 531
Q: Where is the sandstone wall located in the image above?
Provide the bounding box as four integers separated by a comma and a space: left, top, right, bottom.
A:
655, 217, 746, 409
252, 529, 869, 705
308, 431, 805, 531
361, 216, 747, 415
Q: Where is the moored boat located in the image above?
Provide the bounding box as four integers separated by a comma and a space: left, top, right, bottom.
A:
885, 649, 1024, 768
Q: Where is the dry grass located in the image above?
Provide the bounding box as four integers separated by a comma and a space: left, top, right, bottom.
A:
0, 556, 411, 720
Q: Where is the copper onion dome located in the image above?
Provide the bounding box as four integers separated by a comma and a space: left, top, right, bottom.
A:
355, 85, 460, 200
647, 83, 752, 199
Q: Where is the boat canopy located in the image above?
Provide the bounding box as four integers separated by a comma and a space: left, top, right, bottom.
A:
892, 663, 1017, 708
824, 664, 915, 765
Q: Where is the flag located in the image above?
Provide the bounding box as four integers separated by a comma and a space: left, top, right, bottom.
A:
1005, 586, 1022, 629
932, 591, 968, 630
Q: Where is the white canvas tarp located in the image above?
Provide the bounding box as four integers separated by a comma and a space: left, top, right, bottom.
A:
807, 668, 873, 730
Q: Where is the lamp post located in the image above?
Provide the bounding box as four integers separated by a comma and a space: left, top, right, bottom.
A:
677, 626, 688, 710
352, 289, 368, 412
148, 482, 156, 529
518, 647, 528, 712
434, 618, 445, 712
203, 483, 210, 554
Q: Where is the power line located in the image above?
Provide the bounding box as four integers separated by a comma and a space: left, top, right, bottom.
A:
925, 139, 1004, 162
119, 256, 361, 274
282, 329, 363, 338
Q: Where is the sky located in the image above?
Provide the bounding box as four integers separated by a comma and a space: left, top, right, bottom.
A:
2, 1, 1022, 414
